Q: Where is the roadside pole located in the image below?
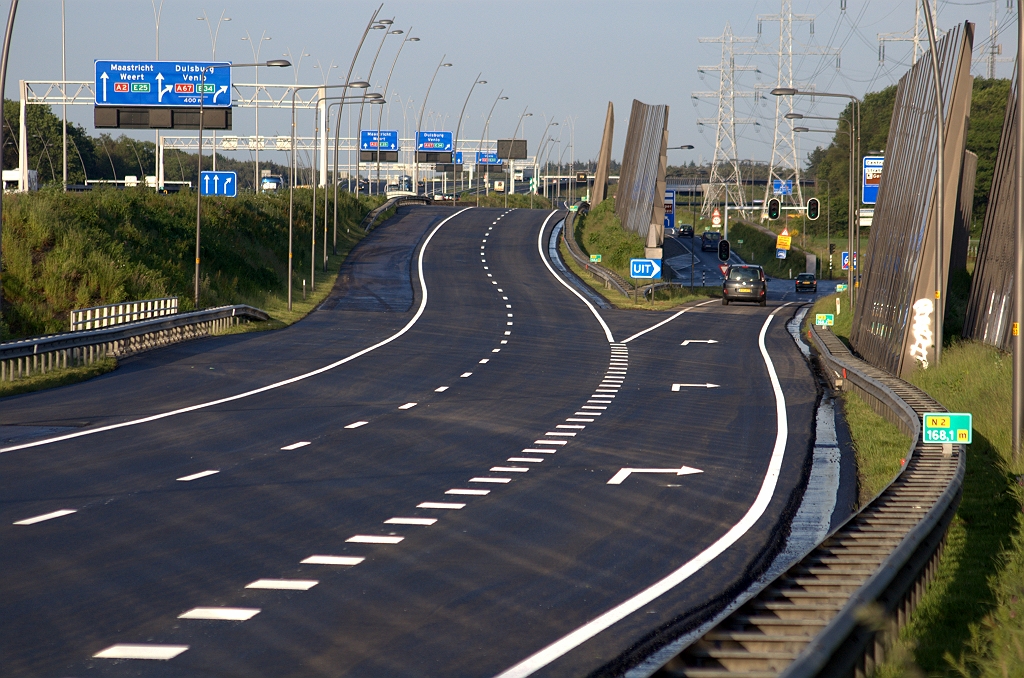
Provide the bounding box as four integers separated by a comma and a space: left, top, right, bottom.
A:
1014, 0, 1023, 461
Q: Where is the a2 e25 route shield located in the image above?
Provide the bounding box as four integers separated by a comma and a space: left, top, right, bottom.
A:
95, 60, 232, 108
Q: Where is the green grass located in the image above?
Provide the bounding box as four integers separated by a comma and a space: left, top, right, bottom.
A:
558, 238, 718, 310
0, 357, 117, 399
459, 192, 552, 209
841, 390, 912, 507
729, 221, 807, 279
1, 186, 381, 340
574, 197, 646, 283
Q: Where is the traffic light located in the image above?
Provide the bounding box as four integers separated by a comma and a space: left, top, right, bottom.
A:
829, 243, 836, 254
718, 239, 731, 262
767, 198, 781, 220
807, 197, 820, 220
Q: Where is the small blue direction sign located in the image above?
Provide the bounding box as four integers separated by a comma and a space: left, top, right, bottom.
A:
772, 179, 793, 196
200, 171, 237, 197
95, 60, 232, 108
475, 152, 503, 165
455, 151, 463, 165
776, 248, 787, 259
842, 251, 850, 270
416, 131, 453, 151
630, 258, 662, 279
862, 156, 884, 205
360, 130, 399, 151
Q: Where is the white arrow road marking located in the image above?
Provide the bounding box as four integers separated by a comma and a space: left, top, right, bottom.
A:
681, 339, 719, 346
607, 466, 703, 485
212, 85, 228, 103
213, 175, 220, 193
203, 174, 210, 193
223, 175, 233, 195
155, 73, 170, 102
100, 72, 108, 102
672, 383, 720, 390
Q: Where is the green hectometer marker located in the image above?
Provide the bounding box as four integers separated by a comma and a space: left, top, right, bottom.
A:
922, 412, 972, 444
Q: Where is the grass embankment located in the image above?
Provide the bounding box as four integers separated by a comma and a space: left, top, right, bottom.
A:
565, 197, 717, 309
728, 221, 807, 279
808, 291, 1021, 676
1, 187, 381, 397
1, 187, 382, 339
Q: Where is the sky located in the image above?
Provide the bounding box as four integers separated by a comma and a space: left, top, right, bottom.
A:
2, 0, 1014, 168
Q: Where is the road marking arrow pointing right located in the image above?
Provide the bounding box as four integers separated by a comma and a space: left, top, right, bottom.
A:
672, 383, 720, 390
607, 466, 703, 485
681, 340, 719, 346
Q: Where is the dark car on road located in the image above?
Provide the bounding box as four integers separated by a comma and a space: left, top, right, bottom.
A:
680, 224, 694, 238
700, 230, 721, 251
722, 264, 767, 306
795, 272, 818, 293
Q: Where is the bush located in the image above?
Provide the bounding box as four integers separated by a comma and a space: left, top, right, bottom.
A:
729, 221, 807, 278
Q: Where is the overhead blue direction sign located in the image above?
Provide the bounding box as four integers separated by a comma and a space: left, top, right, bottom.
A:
475, 152, 503, 165
416, 131, 453, 151
630, 258, 662, 279
200, 171, 237, 197
95, 60, 232, 108
359, 130, 399, 151
862, 156, 884, 205
772, 179, 793, 196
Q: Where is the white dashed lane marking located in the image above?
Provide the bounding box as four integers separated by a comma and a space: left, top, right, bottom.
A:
347, 535, 404, 544
281, 441, 311, 450
470, 477, 512, 483
508, 457, 544, 463
461, 372, 473, 378
301, 555, 364, 566
14, 509, 76, 525
385, 517, 437, 525
179, 607, 260, 621
534, 440, 566, 445
522, 448, 556, 454
398, 402, 417, 410
491, 466, 529, 473
446, 489, 490, 496
177, 470, 219, 482
245, 579, 318, 590
435, 386, 449, 392
93, 644, 189, 660
418, 502, 465, 509
344, 421, 368, 429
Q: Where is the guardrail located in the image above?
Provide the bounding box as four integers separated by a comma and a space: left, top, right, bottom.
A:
358, 195, 432, 233
1, 304, 269, 383
70, 296, 178, 331
559, 202, 632, 297
649, 324, 964, 677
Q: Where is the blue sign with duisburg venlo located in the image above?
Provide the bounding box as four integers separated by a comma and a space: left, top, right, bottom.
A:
95, 60, 232, 107
416, 131, 453, 152
360, 130, 399, 151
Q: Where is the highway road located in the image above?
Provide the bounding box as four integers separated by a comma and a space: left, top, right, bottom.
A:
0, 206, 818, 677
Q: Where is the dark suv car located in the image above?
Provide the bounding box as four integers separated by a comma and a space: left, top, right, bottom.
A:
722, 264, 767, 306
795, 272, 818, 293
700, 230, 721, 251
679, 224, 694, 238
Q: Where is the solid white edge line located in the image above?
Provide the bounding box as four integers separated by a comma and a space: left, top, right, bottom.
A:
536, 211, 614, 343
620, 299, 718, 344
0, 207, 475, 454
493, 306, 790, 678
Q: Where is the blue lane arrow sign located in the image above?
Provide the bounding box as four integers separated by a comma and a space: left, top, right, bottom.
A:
200, 171, 237, 197
630, 258, 662, 279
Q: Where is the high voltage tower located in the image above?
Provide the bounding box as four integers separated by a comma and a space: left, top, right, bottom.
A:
748, 0, 839, 216
878, 0, 938, 66
693, 23, 758, 218
979, 0, 1013, 78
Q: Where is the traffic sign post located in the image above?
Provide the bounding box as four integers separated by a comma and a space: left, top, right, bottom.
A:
590, 254, 602, 263
200, 171, 237, 197
416, 131, 453, 151
923, 412, 972, 445
776, 248, 787, 260
842, 251, 850, 270
664, 189, 675, 231
630, 258, 661, 305
95, 60, 232, 107
862, 156, 884, 205
711, 207, 722, 229
772, 179, 793, 196
815, 314, 835, 326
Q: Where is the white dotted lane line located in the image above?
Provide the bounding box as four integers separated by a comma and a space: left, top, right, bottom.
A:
246, 579, 318, 590
398, 402, 418, 410
435, 386, 449, 392
417, 501, 465, 509
179, 607, 260, 621
385, 517, 437, 525
177, 470, 220, 482
93, 645, 189, 660
344, 421, 368, 429
281, 441, 311, 450
13, 509, 76, 526
301, 555, 364, 566
346, 535, 404, 544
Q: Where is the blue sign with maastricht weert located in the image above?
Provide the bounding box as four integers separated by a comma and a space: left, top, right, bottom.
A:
360, 130, 399, 151
200, 171, 237, 197
416, 131, 453, 152
95, 60, 232, 108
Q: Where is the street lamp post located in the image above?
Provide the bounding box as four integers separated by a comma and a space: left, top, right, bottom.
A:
455, 73, 486, 197
292, 84, 380, 310
506, 108, 531, 207
774, 87, 860, 308
668, 145, 696, 289
477, 92, 508, 203
795, 126, 852, 283
354, 21, 398, 197
532, 119, 558, 208
1014, 0, 1024, 460
195, 60, 290, 309
241, 31, 272, 190
198, 11, 231, 171
375, 29, 418, 196
414, 56, 452, 195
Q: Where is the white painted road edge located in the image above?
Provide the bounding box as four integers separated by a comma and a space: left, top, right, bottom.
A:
493, 305, 791, 678
0, 207, 475, 454
536, 211, 615, 343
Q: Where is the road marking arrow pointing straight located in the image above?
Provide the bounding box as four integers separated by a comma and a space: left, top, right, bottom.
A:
672, 383, 720, 390
100, 72, 108, 102
608, 466, 703, 485
681, 340, 718, 346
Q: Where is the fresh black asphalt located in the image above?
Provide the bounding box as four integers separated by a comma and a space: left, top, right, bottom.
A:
0, 206, 817, 677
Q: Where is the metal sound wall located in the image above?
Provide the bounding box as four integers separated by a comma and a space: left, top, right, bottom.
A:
850, 22, 974, 378
615, 99, 669, 241
964, 70, 1016, 352
592, 102, 614, 208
